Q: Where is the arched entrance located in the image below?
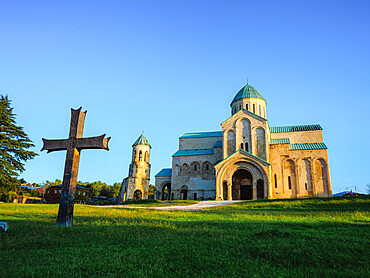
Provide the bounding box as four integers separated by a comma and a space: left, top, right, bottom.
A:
161, 183, 171, 200
133, 189, 142, 200
180, 185, 188, 200
232, 169, 253, 200
257, 179, 264, 199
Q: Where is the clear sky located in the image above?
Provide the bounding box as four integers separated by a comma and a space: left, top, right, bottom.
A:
1, 0, 369, 193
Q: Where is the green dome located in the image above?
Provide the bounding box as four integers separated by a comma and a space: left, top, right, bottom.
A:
232, 84, 265, 103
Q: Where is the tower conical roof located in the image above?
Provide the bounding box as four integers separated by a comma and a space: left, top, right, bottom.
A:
132, 133, 151, 147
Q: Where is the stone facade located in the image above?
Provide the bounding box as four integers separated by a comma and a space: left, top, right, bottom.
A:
155, 84, 332, 201
117, 133, 151, 202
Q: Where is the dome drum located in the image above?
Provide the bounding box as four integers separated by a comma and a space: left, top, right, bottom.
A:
231, 84, 267, 118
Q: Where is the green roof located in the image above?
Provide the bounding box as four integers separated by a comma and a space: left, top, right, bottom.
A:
132, 133, 151, 147
155, 168, 172, 177
172, 149, 214, 157
270, 138, 290, 145
289, 143, 327, 151
270, 124, 322, 133
232, 84, 265, 103
213, 141, 222, 148
179, 131, 222, 139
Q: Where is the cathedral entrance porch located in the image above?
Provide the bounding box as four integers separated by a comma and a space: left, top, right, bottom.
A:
161, 183, 171, 200
180, 185, 188, 200
232, 169, 253, 200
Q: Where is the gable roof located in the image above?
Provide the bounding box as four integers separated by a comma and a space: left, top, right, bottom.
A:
221, 108, 267, 126
270, 124, 322, 133
155, 168, 172, 177
172, 149, 214, 157
270, 138, 290, 145
215, 148, 270, 167
179, 131, 222, 139
289, 143, 327, 150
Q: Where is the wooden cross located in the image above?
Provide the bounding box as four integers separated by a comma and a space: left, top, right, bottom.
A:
41, 107, 110, 226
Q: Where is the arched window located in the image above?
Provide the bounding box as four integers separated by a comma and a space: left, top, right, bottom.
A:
245, 142, 249, 152
226, 129, 236, 156
253, 104, 256, 113
241, 143, 244, 150
259, 105, 261, 116
263, 107, 266, 118
139, 151, 142, 161
288, 176, 292, 189
305, 183, 308, 190
246, 103, 249, 110
256, 127, 266, 160
239, 105, 241, 111
194, 164, 197, 171
182, 163, 189, 173
133, 150, 136, 161
144, 151, 149, 162
274, 174, 277, 188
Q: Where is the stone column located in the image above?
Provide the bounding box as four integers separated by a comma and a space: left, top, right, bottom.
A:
265, 180, 269, 199
223, 132, 227, 158
326, 164, 332, 197
216, 180, 222, 200
253, 181, 257, 200
227, 183, 232, 200
295, 165, 300, 198
310, 167, 316, 197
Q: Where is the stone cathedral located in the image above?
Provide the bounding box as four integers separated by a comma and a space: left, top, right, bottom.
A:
155, 84, 332, 201
117, 133, 151, 202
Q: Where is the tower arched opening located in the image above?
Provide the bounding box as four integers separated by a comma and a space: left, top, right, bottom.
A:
133, 189, 142, 200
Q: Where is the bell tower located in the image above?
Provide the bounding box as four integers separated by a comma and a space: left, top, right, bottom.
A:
117, 133, 151, 202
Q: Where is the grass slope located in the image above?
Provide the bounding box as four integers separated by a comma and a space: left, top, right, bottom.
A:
0, 197, 369, 278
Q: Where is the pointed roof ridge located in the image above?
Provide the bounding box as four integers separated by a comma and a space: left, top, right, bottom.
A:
132, 132, 151, 147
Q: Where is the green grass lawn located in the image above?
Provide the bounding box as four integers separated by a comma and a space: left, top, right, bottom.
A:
0, 196, 369, 278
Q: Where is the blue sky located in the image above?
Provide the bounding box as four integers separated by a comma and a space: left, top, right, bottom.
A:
1, 0, 369, 193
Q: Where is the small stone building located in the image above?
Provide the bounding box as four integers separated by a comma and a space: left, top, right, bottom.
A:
117, 133, 151, 202
44, 185, 89, 204
155, 84, 332, 201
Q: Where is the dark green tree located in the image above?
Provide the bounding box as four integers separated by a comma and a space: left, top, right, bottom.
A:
112, 182, 121, 197
0, 95, 37, 196
148, 184, 155, 199
100, 184, 115, 198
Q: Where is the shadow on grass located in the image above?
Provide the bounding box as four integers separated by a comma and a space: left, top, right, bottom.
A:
1, 216, 368, 278
1, 197, 369, 277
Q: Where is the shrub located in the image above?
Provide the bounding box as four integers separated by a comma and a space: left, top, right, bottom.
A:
0, 191, 17, 202
30, 190, 39, 197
